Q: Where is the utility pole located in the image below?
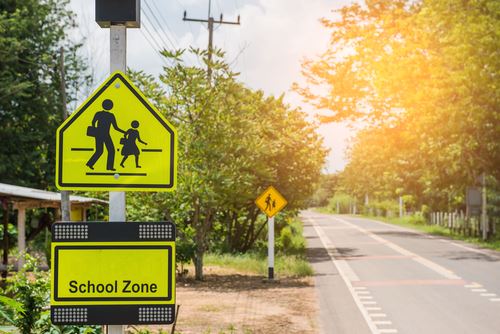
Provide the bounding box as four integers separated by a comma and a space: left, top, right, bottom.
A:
481, 172, 488, 240
59, 47, 71, 222
183, 0, 240, 81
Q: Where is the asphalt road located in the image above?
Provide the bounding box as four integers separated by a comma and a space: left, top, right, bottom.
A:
302, 210, 500, 334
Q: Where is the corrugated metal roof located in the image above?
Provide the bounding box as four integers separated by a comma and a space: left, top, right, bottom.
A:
0, 183, 107, 205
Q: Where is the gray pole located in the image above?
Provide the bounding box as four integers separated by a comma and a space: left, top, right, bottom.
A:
59, 47, 71, 222
399, 196, 403, 218
207, 16, 214, 81
108, 24, 127, 334
481, 172, 488, 240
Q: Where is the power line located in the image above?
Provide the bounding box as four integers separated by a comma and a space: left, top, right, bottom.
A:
140, 21, 173, 66
147, 0, 200, 67
149, 0, 181, 47
142, 4, 177, 51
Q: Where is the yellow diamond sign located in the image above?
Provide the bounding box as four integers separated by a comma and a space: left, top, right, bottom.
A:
56, 71, 177, 191
255, 186, 288, 218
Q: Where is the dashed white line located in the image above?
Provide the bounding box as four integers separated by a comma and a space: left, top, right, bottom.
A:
359, 296, 374, 300
366, 307, 382, 311
309, 218, 384, 334
489, 298, 500, 302
471, 289, 487, 292
480, 293, 497, 297
374, 321, 392, 325
362, 301, 377, 305
370, 313, 387, 318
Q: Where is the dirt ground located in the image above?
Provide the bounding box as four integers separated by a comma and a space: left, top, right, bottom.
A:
135, 266, 319, 334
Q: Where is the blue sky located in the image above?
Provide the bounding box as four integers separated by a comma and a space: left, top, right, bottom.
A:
70, 0, 354, 172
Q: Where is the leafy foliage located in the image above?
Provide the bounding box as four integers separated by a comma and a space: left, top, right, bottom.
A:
299, 0, 500, 213
128, 48, 327, 279
0, 0, 90, 189
0, 255, 101, 334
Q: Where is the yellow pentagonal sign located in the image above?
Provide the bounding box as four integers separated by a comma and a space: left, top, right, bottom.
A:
56, 71, 177, 191
255, 186, 288, 218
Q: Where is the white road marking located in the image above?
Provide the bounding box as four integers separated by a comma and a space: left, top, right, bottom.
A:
309, 217, 382, 334
334, 217, 462, 280
362, 301, 378, 305
472, 289, 487, 292
480, 293, 497, 297
374, 321, 392, 325
370, 313, 387, 318
359, 296, 374, 300
366, 307, 382, 311
465, 283, 482, 288
358, 216, 500, 264
379, 329, 398, 333
356, 290, 371, 295
353, 286, 367, 290
489, 298, 500, 302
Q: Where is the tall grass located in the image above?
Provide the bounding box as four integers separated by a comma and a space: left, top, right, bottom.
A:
204, 252, 313, 277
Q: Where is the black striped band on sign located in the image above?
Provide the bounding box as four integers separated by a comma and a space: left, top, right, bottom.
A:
51, 305, 175, 325
51, 221, 176, 242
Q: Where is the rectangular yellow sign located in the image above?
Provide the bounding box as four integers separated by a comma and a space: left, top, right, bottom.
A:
52, 244, 174, 303
50, 222, 176, 325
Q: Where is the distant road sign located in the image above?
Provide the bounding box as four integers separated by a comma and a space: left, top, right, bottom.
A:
50, 222, 176, 325
255, 186, 288, 218
56, 71, 177, 191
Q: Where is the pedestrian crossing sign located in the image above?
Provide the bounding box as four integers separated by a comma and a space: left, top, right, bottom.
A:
55, 71, 177, 191
255, 186, 288, 218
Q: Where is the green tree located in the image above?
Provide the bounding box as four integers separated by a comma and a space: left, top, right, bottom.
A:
0, 0, 89, 189
128, 48, 326, 280
298, 0, 499, 212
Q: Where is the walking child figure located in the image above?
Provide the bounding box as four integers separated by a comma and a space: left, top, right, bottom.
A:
120, 120, 147, 168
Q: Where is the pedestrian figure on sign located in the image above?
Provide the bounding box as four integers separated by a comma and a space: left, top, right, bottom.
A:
119, 120, 147, 168
272, 199, 276, 210
264, 193, 273, 211
86, 99, 125, 171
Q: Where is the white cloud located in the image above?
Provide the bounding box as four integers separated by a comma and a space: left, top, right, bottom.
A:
68, 0, 354, 172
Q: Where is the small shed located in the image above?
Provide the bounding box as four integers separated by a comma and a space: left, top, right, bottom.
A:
0, 183, 107, 272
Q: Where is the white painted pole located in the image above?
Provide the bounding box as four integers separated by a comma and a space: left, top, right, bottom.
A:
108, 24, 127, 334
17, 206, 26, 269
268, 216, 274, 280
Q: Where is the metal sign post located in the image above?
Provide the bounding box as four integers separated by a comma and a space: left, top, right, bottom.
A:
109, 22, 127, 334
268, 216, 275, 279
255, 186, 288, 281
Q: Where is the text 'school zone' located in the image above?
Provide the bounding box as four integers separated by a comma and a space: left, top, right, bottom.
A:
68, 280, 159, 294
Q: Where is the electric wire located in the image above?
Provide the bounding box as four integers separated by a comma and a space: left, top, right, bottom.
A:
149, 0, 181, 47
143, 0, 178, 51
142, 8, 176, 53
141, 20, 173, 66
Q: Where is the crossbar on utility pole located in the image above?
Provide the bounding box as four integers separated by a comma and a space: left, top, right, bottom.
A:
182, 0, 240, 81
